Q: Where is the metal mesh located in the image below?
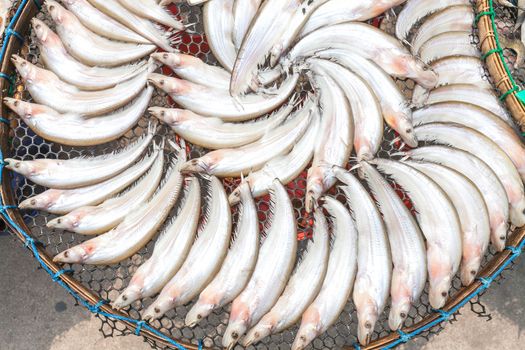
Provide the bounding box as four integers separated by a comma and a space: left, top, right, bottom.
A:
4, 2, 516, 349
492, 1, 525, 88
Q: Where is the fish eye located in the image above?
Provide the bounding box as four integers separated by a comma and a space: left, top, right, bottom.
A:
14, 101, 19, 107
14, 162, 21, 168
471, 270, 477, 276
406, 128, 412, 133
160, 111, 165, 117
231, 332, 239, 339
35, 24, 41, 30
364, 322, 372, 329
30, 199, 36, 205
441, 291, 447, 298
197, 314, 201, 320
163, 53, 169, 59
159, 80, 165, 86
49, 5, 55, 11
56, 218, 61, 224
400, 312, 406, 319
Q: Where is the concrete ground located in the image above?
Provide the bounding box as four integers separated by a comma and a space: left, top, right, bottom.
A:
1, 232, 524, 350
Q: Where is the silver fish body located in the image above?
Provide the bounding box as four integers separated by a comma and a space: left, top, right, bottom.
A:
412, 56, 491, 106
306, 72, 352, 212
411, 5, 474, 55
142, 176, 232, 320
292, 196, 358, 350
230, 0, 300, 95
414, 123, 525, 227
149, 102, 292, 149
33, 18, 148, 91
412, 102, 525, 180
310, 58, 383, 161
289, 22, 437, 88
118, 0, 184, 30
300, 0, 407, 37
53, 150, 186, 265
314, 50, 417, 147
242, 207, 329, 346
222, 180, 297, 349
359, 162, 426, 331
13, 56, 148, 117
405, 146, 509, 252
405, 161, 490, 286
419, 84, 513, 125
151, 52, 230, 90
62, 0, 150, 44
335, 168, 391, 346
180, 100, 312, 177
4, 87, 153, 146
47, 1, 155, 67
232, 0, 262, 50
46, 153, 164, 235
185, 182, 259, 327
113, 178, 201, 309
5, 127, 153, 189
396, 0, 470, 40
148, 73, 299, 121
228, 109, 320, 204
204, 0, 236, 71
18, 148, 159, 215
371, 159, 462, 309
419, 31, 479, 64
88, 0, 175, 51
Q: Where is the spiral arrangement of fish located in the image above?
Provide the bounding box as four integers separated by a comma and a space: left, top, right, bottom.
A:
3, 0, 525, 349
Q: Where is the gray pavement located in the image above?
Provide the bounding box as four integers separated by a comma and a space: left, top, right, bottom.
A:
1, 232, 524, 350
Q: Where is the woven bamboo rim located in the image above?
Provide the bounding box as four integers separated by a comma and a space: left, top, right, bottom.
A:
0, 1, 524, 349
476, 0, 525, 129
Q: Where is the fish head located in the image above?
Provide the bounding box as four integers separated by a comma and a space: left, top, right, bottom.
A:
148, 73, 185, 94
185, 301, 215, 328
148, 107, 186, 126
306, 166, 335, 213
460, 241, 484, 286
356, 300, 379, 346
229, 181, 251, 206
151, 52, 181, 67
5, 158, 42, 178
241, 322, 273, 347
46, 214, 80, 231
31, 18, 52, 44
112, 285, 142, 310
142, 297, 175, 321
53, 244, 89, 264
45, 1, 71, 25
401, 57, 438, 89
510, 198, 525, 228
428, 275, 452, 309
11, 55, 38, 82
3, 97, 34, 118
388, 299, 411, 331
19, 191, 61, 211
180, 158, 210, 174
291, 323, 318, 350
383, 108, 418, 148
222, 320, 247, 350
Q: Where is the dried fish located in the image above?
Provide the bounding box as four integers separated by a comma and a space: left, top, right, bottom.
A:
148, 73, 298, 121
20, 146, 159, 215
5, 125, 154, 189
359, 162, 426, 331
53, 148, 186, 265
232, 0, 261, 50
370, 158, 462, 309
113, 178, 201, 309
405, 146, 509, 252
185, 182, 259, 327
118, 0, 184, 30
46, 154, 164, 235
242, 207, 329, 346
62, 0, 150, 44
149, 102, 292, 149
291, 197, 357, 350
419, 31, 479, 64
203, 0, 236, 71
33, 18, 148, 91
180, 100, 312, 177
46, 1, 156, 67
222, 180, 296, 349
142, 176, 232, 320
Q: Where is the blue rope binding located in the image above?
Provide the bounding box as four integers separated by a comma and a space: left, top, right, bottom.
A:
0, 1, 524, 350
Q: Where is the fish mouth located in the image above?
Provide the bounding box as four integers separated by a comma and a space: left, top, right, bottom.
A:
180, 159, 209, 174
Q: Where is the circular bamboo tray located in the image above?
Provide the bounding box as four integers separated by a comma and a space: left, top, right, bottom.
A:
0, 1, 524, 349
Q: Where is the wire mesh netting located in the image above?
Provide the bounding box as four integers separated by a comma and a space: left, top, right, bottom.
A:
1, 1, 521, 349
492, 0, 525, 89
